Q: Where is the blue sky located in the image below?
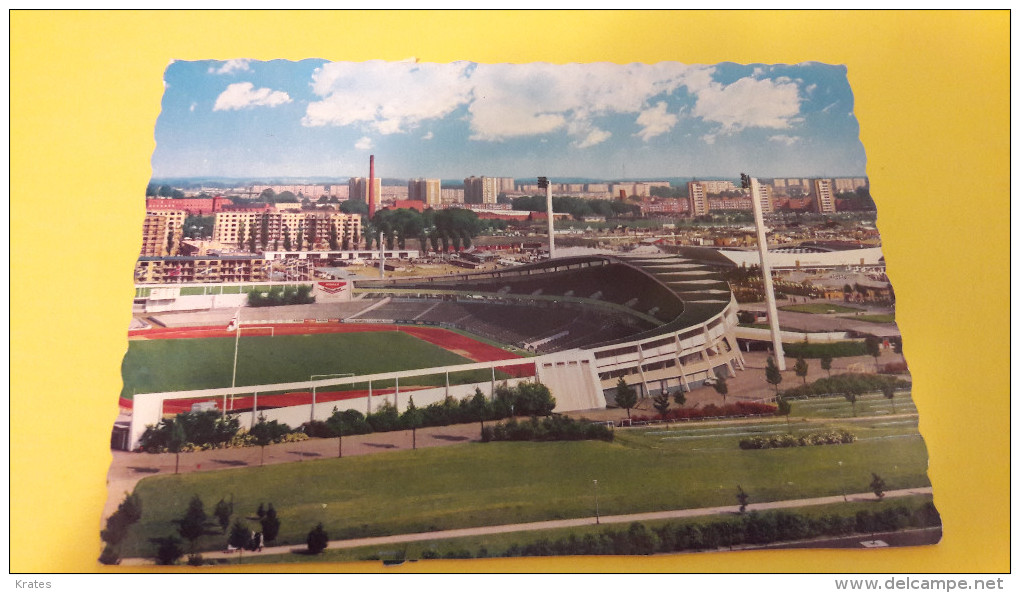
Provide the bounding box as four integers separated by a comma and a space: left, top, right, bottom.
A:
152, 59, 867, 180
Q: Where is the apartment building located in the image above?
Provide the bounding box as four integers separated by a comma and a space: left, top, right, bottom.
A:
408, 178, 442, 207
140, 210, 186, 256
813, 178, 837, 213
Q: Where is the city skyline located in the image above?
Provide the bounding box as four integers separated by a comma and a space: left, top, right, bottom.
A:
153, 60, 867, 180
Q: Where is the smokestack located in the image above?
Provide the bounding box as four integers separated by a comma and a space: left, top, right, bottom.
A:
368, 155, 376, 218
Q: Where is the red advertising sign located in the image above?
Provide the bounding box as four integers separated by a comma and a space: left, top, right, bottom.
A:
318, 281, 347, 294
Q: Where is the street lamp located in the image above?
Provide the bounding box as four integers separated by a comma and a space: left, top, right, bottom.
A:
593, 479, 600, 525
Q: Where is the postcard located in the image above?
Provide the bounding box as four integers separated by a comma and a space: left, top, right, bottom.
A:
103, 59, 938, 567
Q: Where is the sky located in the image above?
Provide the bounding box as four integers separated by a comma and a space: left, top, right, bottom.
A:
152, 59, 867, 181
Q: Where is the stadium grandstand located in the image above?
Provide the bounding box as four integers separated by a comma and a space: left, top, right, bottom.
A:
123, 251, 745, 450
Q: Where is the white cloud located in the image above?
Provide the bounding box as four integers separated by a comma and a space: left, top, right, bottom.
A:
189, 102, 196, 112
769, 134, 800, 146
466, 62, 693, 144
421, 131, 434, 140
303, 61, 705, 147
303, 61, 474, 133
635, 101, 677, 141
702, 133, 717, 145
690, 76, 801, 133
213, 82, 292, 111
355, 136, 374, 150
208, 59, 251, 75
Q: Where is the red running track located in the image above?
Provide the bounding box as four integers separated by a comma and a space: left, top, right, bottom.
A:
124, 322, 534, 412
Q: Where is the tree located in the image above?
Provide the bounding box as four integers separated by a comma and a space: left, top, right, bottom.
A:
844, 386, 862, 417
820, 355, 833, 377
261, 503, 281, 543
177, 495, 207, 551
256, 503, 266, 520
401, 395, 423, 450
248, 225, 258, 253
870, 473, 886, 499
260, 215, 270, 249
167, 419, 187, 474
882, 383, 896, 413
736, 485, 749, 513
713, 376, 729, 403
652, 392, 671, 417
672, 389, 686, 408
99, 492, 143, 564
250, 415, 276, 465
283, 226, 292, 251
237, 222, 247, 250
228, 520, 251, 563
214, 498, 233, 533
765, 356, 783, 396
614, 377, 638, 419
329, 222, 339, 250
864, 336, 882, 371
307, 523, 329, 554
468, 387, 491, 432
775, 396, 792, 429
153, 536, 185, 565
794, 357, 809, 384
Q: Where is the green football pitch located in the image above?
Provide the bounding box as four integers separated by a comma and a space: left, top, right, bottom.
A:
120, 331, 479, 399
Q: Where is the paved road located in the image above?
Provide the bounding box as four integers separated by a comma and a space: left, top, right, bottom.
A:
120, 487, 933, 565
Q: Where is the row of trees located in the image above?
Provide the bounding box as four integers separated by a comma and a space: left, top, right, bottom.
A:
246, 284, 315, 307
364, 207, 483, 252
510, 195, 641, 220
305, 382, 557, 453
138, 411, 302, 467
421, 501, 939, 560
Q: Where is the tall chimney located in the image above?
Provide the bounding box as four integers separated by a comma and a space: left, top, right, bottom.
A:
368, 154, 376, 218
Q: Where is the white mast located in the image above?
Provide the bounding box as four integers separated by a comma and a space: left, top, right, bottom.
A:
744, 173, 786, 370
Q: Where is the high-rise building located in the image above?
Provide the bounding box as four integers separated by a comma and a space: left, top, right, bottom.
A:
408, 178, 442, 207
464, 176, 502, 204
688, 181, 709, 216
813, 178, 836, 213
348, 177, 382, 206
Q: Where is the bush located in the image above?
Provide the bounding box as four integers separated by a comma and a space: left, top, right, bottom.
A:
481, 416, 613, 443
307, 523, 329, 554
739, 428, 855, 450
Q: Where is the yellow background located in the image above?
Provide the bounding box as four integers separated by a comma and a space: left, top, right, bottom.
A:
10, 11, 1010, 573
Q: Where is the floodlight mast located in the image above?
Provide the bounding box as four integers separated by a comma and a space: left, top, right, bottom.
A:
538, 176, 555, 259
742, 173, 786, 371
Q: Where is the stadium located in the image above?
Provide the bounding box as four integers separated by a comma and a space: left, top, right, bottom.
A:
118, 250, 746, 451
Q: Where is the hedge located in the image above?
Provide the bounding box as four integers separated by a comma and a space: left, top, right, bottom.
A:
783, 341, 868, 359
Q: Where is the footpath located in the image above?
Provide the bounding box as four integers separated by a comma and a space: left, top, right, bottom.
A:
121, 486, 933, 565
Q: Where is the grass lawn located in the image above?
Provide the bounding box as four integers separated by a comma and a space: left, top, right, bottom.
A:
120, 411, 931, 558
211, 494, 937, 565
779, 303, 864, 314
120, 331, 480, 399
